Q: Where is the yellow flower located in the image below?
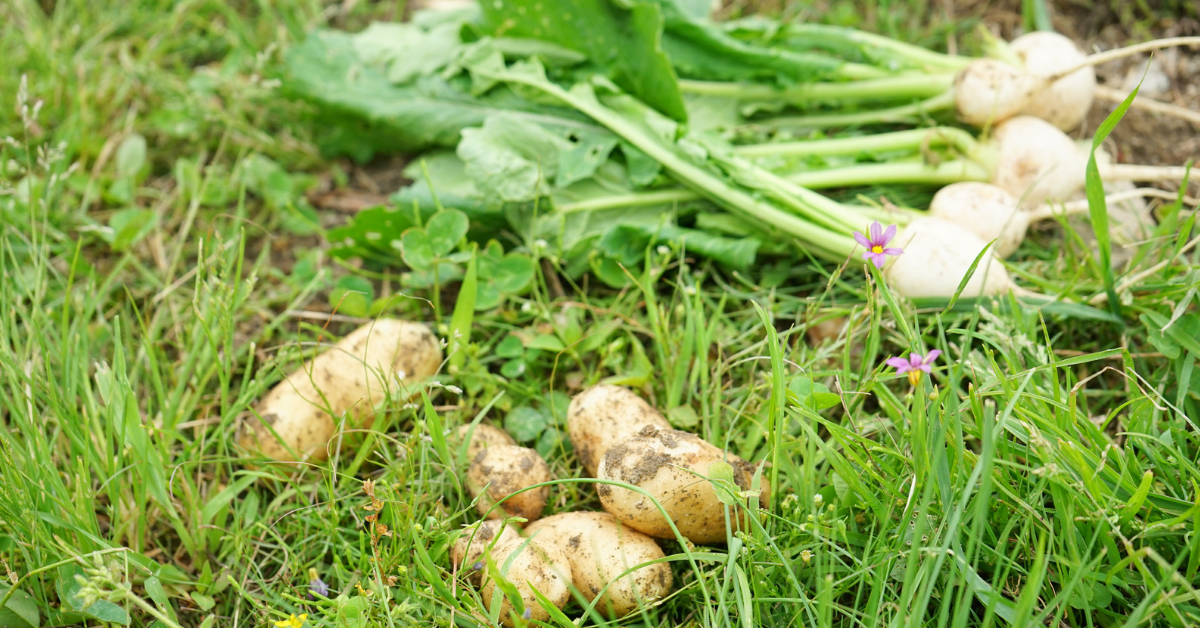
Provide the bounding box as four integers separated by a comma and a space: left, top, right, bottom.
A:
274, 613, 307, 628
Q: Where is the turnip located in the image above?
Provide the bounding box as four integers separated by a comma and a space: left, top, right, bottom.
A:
733, 35, 1200, 131
883, 217, 1017, 298
929, 182, 1195, 257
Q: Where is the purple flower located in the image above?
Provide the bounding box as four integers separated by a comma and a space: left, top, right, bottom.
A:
307, 568, 329, 599
853, 221, 903, 269
522, 608, 532, 620
886, 350, 941, 387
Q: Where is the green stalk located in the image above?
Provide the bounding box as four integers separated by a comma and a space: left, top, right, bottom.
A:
734, 126, 980, 159
556, 189, 699, 213
778, 24, 975, 71
494, 71, 858, 260
785, 159, 991, 189
754, 90, 956, 129
678, 73, 955, 103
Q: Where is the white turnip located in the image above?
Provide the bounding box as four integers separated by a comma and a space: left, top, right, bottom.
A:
883, 217, 1016, 298
1009, 32, 1095, 131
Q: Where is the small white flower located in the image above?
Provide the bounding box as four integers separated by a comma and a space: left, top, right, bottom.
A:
402, 403, 418, 411
656, 245, 670, 256
521, 301, 533, 313
534, 239, 548, 250
445, 385, 463, 395
813, 494, 823, 505
683, 285, 697, 296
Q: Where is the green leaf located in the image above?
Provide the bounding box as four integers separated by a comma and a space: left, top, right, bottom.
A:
55, 566, 131, 625
106, 209, 158, 252
449, 247, 478, 372
329, 276, 373, 317
1086, 69, 1144, 321
707, 460, 740, 507
1140, 313, 1181, 359
425, 209, 470, 257
241, 154, 295, 210
597, 223, 759, 270
0, 586, 39, 628
787, 377, 841, 411
115, 133, 148, 181
556, 129, 619, 187
505, 406, 550, 442
500, 358, 526, 379
495, 335, 525, 359
528, 334, 565, 352
352, 21, 462, 84
143, 576, 177, 623
283, 30, 595, 160
457, 115, 564, 202
480, 0, 687, 121
400, 229, 436, 270
667, 404, 699, 428
189, 592, 215, 612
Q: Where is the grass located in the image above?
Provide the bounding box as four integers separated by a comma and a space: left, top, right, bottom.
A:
2, 1, 1200, 628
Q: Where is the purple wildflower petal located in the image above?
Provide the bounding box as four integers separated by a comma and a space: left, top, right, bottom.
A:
869, 221, 883, 242
882, 223, 897, 244
869, 252, 887, 268
885, 357, 913, 371
909, 353, 924, 367
853, 231, 872, 248
883, 246, 904, 255
522, 608, 532, 620
918, 363, 934, 373
924, 350, 942, 363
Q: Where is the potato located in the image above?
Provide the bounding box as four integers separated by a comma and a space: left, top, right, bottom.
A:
452, 423, 517, 462
239, 319, 442, 462
466, 445, 553, 523
568, 385, 671, 477
596, 427, 765, 544
525, 512, 672, 617
479, 538, 572, 627
452, 520, 522, 586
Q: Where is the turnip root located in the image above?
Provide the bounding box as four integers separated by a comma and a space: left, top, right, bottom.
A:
1010, 32, 1095, 131
928, 183, 1028, 258
883, 217, 1016, 298
954, 60, 1040, 127
239, 319, 442, 463
927, 183, 1189, 258
988, 116, 1087, 206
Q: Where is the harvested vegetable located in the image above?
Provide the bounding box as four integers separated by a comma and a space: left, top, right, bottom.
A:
567, 385, 672, 477
466, 444, 553, 523
1010, 31, 1095, 131
479, 538, 573, 627
239, 319, 442, 462
452, 520, 522, 586
597, 426, 764, 544
883, 217, 1016, 298
525, 512, 672, 617
454, 423, 517, 462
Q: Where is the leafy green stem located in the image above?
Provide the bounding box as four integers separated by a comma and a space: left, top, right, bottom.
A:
784, 158, 991, 189
751, 89, 956, 129
678, 73, 955, 103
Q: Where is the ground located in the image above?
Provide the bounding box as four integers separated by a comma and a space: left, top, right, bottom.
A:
1, 1, 1199, 628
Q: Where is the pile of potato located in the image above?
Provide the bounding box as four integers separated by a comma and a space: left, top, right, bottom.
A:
455, 385, 770, 625
235, 320, 768, 625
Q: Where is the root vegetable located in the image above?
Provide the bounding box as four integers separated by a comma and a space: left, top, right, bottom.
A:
928, 182, 1029, 258
953, 60, 1040, 127
453, 423, 517, 462
466, 445, 553, 523
883, 217, 1016, 298
525, 512, 672, 617
1010, 32, 1095, 131
596, 426, 765, 544
238, 319, 442, 462
479, 538, 573, 627
452, 520, 522, 586
567, 385, 672, 478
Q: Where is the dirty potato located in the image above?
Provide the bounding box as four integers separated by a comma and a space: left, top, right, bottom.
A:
452, 520, 522, 586
466, 445, 553, 523
452, 423, 517, 463
239, 319, 441, 462
479, 538, 573, 627
596, 426, 766, 544
525, 512, 672, 617
568, 385, 671, 477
